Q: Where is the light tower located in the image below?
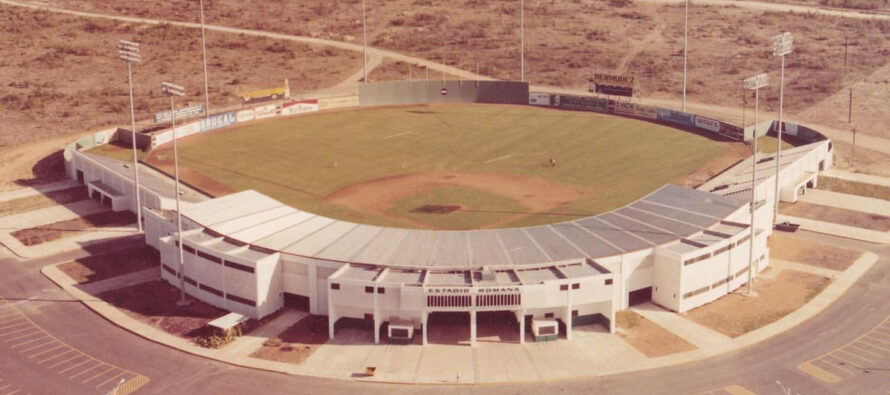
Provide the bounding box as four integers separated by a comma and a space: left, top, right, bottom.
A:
161, 81, 189, 306
117, 40, 143, 232
743, 72, 768, 295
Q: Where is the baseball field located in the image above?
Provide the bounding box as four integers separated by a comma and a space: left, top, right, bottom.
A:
98, 104, 737, 229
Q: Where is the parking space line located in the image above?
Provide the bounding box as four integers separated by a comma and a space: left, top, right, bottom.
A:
81, 366, 115, 384
27, 344, 67, 359
68, 362, 103, 379
45, 353, 84, 369
58, 357, 95, 374
0, 385, 10, 391
833, 349, 873, 364
4, 389, 21, 395
0, 327, 39, 338
847, 343, 884, 358
16, 340, 56, 354
3, 330, 42, 343
94, 371, 126, 389
0, 321, 29, 331
868, 333, 890, 344
799, 316, 890, 383
0, 295, 147, 394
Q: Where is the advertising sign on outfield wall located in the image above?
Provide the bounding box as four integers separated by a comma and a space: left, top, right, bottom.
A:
556, 95, 608, 113
281, 99, 319, 116
529, 92, 551, 106
614, 102, 635, 116
236, 109, 255, 123
771, 121, 799, 137
318, 96, 359, 110
719, 122, 744, 141
694, 116, 721, 133
94, 132, 106, 145
633, 104, 658, 120
153, 105, 204, 124
200, 112, 237, 133
254, 104, 277, 120
657, 108, 695, 128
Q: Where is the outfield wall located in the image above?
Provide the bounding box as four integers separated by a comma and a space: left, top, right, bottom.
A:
359, 80, 530, 106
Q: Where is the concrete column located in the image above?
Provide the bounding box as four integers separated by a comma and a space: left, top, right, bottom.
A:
373, 290, 380, 344
422, 311, 428, 346
518, 309, 525, 344
566, 285, 573, 341
470, 311, 477, 347
308, 263, 318, 314
328, 282, 336, 340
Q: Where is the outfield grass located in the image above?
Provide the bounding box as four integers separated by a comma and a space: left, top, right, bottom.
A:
92, 104, 729, 229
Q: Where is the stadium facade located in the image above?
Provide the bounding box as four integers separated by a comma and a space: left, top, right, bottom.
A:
64, 81, 833, 345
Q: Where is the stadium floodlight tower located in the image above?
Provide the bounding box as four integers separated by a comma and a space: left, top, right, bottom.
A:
118, 40, 144, 232
199, 0, 211, 118
161, 81, 189, 306
744, 72, 768, 296
520, 0, 525, 81
772, 32, 792, 225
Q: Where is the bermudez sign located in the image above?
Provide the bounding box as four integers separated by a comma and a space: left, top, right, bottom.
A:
425, 287, 520, 295
153, 105, 204, 124
591, 73, 635, 87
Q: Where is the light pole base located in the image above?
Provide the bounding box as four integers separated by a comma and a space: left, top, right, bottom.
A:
742, 290, 759, 298
176, 298, 192, 307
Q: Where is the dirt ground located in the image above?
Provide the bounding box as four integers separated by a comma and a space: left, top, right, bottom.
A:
58, 245, 158, 284
99, 280, 227, 338
0, 3, 360, 151
250, 315, 329, 365
768, 234, 863, 271
11, 210, 136, 246
616, 310, 697, 358
779, 201, 890, 231
685, 269, 832, 338
0, 186, 86, 216
325, 172, 587, 229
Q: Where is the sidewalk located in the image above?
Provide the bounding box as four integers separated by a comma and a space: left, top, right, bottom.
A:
777, 214, 890, 244
40, 250, 878, 384
800, 189, 890, 216
822, 169, 890, 187
0, 199, 139, 258
224, 310, 308, 356
0, 179, 80, 203
76, 268, 160, 296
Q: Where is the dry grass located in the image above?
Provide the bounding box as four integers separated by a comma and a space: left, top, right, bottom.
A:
779, 201, 890, 231
0, 3, 360, 150
58, 245, 158, 284
686, 269, 831, 337
250, 315, 329, 364
818, 176, 890, 200
616, 310, 697, 357
769, 234, 863, 271
99, 280, 228, 338
830, 140, 890, 178
11, 210, 136, 246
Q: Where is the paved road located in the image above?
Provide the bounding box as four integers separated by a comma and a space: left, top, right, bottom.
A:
0, 230, 887, 394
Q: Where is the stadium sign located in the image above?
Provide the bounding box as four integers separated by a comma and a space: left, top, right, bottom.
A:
744, 73, 768, 90
153, 105, 203, 124
773, 32, 793, 56
425, 287, 520, 295
556, 95, 608, 112
590, 73, 635, 87
595, 84, 633, 97
656, 108, 695, 128
529, 92, 551, 106
719, 122, 744, 141
254, 104, 277, 120
200, 111, 236, 133
281, 99, 319, 115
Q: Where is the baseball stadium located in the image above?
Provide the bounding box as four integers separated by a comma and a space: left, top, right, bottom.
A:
64, 79, 832, 345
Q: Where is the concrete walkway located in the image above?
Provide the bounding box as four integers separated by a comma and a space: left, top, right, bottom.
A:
0, 179, 80, 203
224, 310, 308, 356
39, 249, 878, 384
822, 169, 890, 187
771, 259, 842, 279
777, 214, 890, 244
800, 189, 890, 216
0, 198, 139, 258
631, 303, 732, 350
76, 268, 160, 295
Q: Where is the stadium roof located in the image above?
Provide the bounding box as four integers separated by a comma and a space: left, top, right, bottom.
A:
182, 183, 745, 269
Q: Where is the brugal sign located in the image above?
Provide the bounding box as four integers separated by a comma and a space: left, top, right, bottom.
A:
425, 286, 521, 295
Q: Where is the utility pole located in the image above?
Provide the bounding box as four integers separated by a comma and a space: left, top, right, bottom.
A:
682, 0, 689, 112
772, 32, 793, 226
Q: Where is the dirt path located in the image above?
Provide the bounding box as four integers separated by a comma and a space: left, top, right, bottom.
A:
615, 11, 665, 75
634, 0, 890, 20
